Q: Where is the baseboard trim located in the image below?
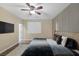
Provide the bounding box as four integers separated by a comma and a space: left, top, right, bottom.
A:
0, 43, 19, 56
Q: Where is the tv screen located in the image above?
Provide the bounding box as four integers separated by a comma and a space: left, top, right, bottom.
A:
0, 21, 14, 33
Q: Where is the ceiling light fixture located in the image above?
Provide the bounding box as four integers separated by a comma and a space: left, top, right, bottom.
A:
30, 10, 35, 14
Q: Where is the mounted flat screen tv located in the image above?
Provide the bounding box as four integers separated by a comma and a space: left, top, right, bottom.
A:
0, 21, 14, 33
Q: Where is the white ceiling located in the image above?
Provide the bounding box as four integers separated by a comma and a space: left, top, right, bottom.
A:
0, 3, 70, 21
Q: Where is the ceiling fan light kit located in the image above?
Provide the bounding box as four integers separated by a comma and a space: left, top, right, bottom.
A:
30, 11, 35, 14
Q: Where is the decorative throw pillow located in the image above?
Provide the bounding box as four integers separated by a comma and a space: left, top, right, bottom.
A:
61, 36, 67, 47
65, 38, 78, 49
53, 34, 58, 41
56, 35, 62, 44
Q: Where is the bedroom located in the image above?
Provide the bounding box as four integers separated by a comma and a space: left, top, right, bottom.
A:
0, 3, 79, 56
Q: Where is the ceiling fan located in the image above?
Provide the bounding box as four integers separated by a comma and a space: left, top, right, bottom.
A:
21, 3, 43, 15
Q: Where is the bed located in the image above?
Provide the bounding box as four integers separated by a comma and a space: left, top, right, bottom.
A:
22, 38, 74, 56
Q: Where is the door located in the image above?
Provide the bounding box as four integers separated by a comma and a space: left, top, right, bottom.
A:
19, 24, 24, 43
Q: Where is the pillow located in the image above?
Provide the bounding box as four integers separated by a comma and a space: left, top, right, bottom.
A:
53, 34, 58, 41
65, 38, 78, 49
61, 36, 67, 47
56, 35, 62, 44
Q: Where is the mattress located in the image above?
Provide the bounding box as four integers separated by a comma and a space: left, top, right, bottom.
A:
22, 39, 74, 56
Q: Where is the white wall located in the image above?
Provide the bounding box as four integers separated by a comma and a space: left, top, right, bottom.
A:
0, 7, 22, 53
55, 4, 79, 32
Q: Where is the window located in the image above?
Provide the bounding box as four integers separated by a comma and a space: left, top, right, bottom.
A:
27, 22, 41, 33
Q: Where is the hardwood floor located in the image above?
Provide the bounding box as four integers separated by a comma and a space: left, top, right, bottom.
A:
6, 44, 28, 56
0, 43, 19, 56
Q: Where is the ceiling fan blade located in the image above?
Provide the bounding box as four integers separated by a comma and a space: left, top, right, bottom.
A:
26, 3, 31, 7
21, 9, 29, 11
36, 6, 43, 10
26, 3, 35, 10
35, 11, 41, 15
40, 11, 52, 18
